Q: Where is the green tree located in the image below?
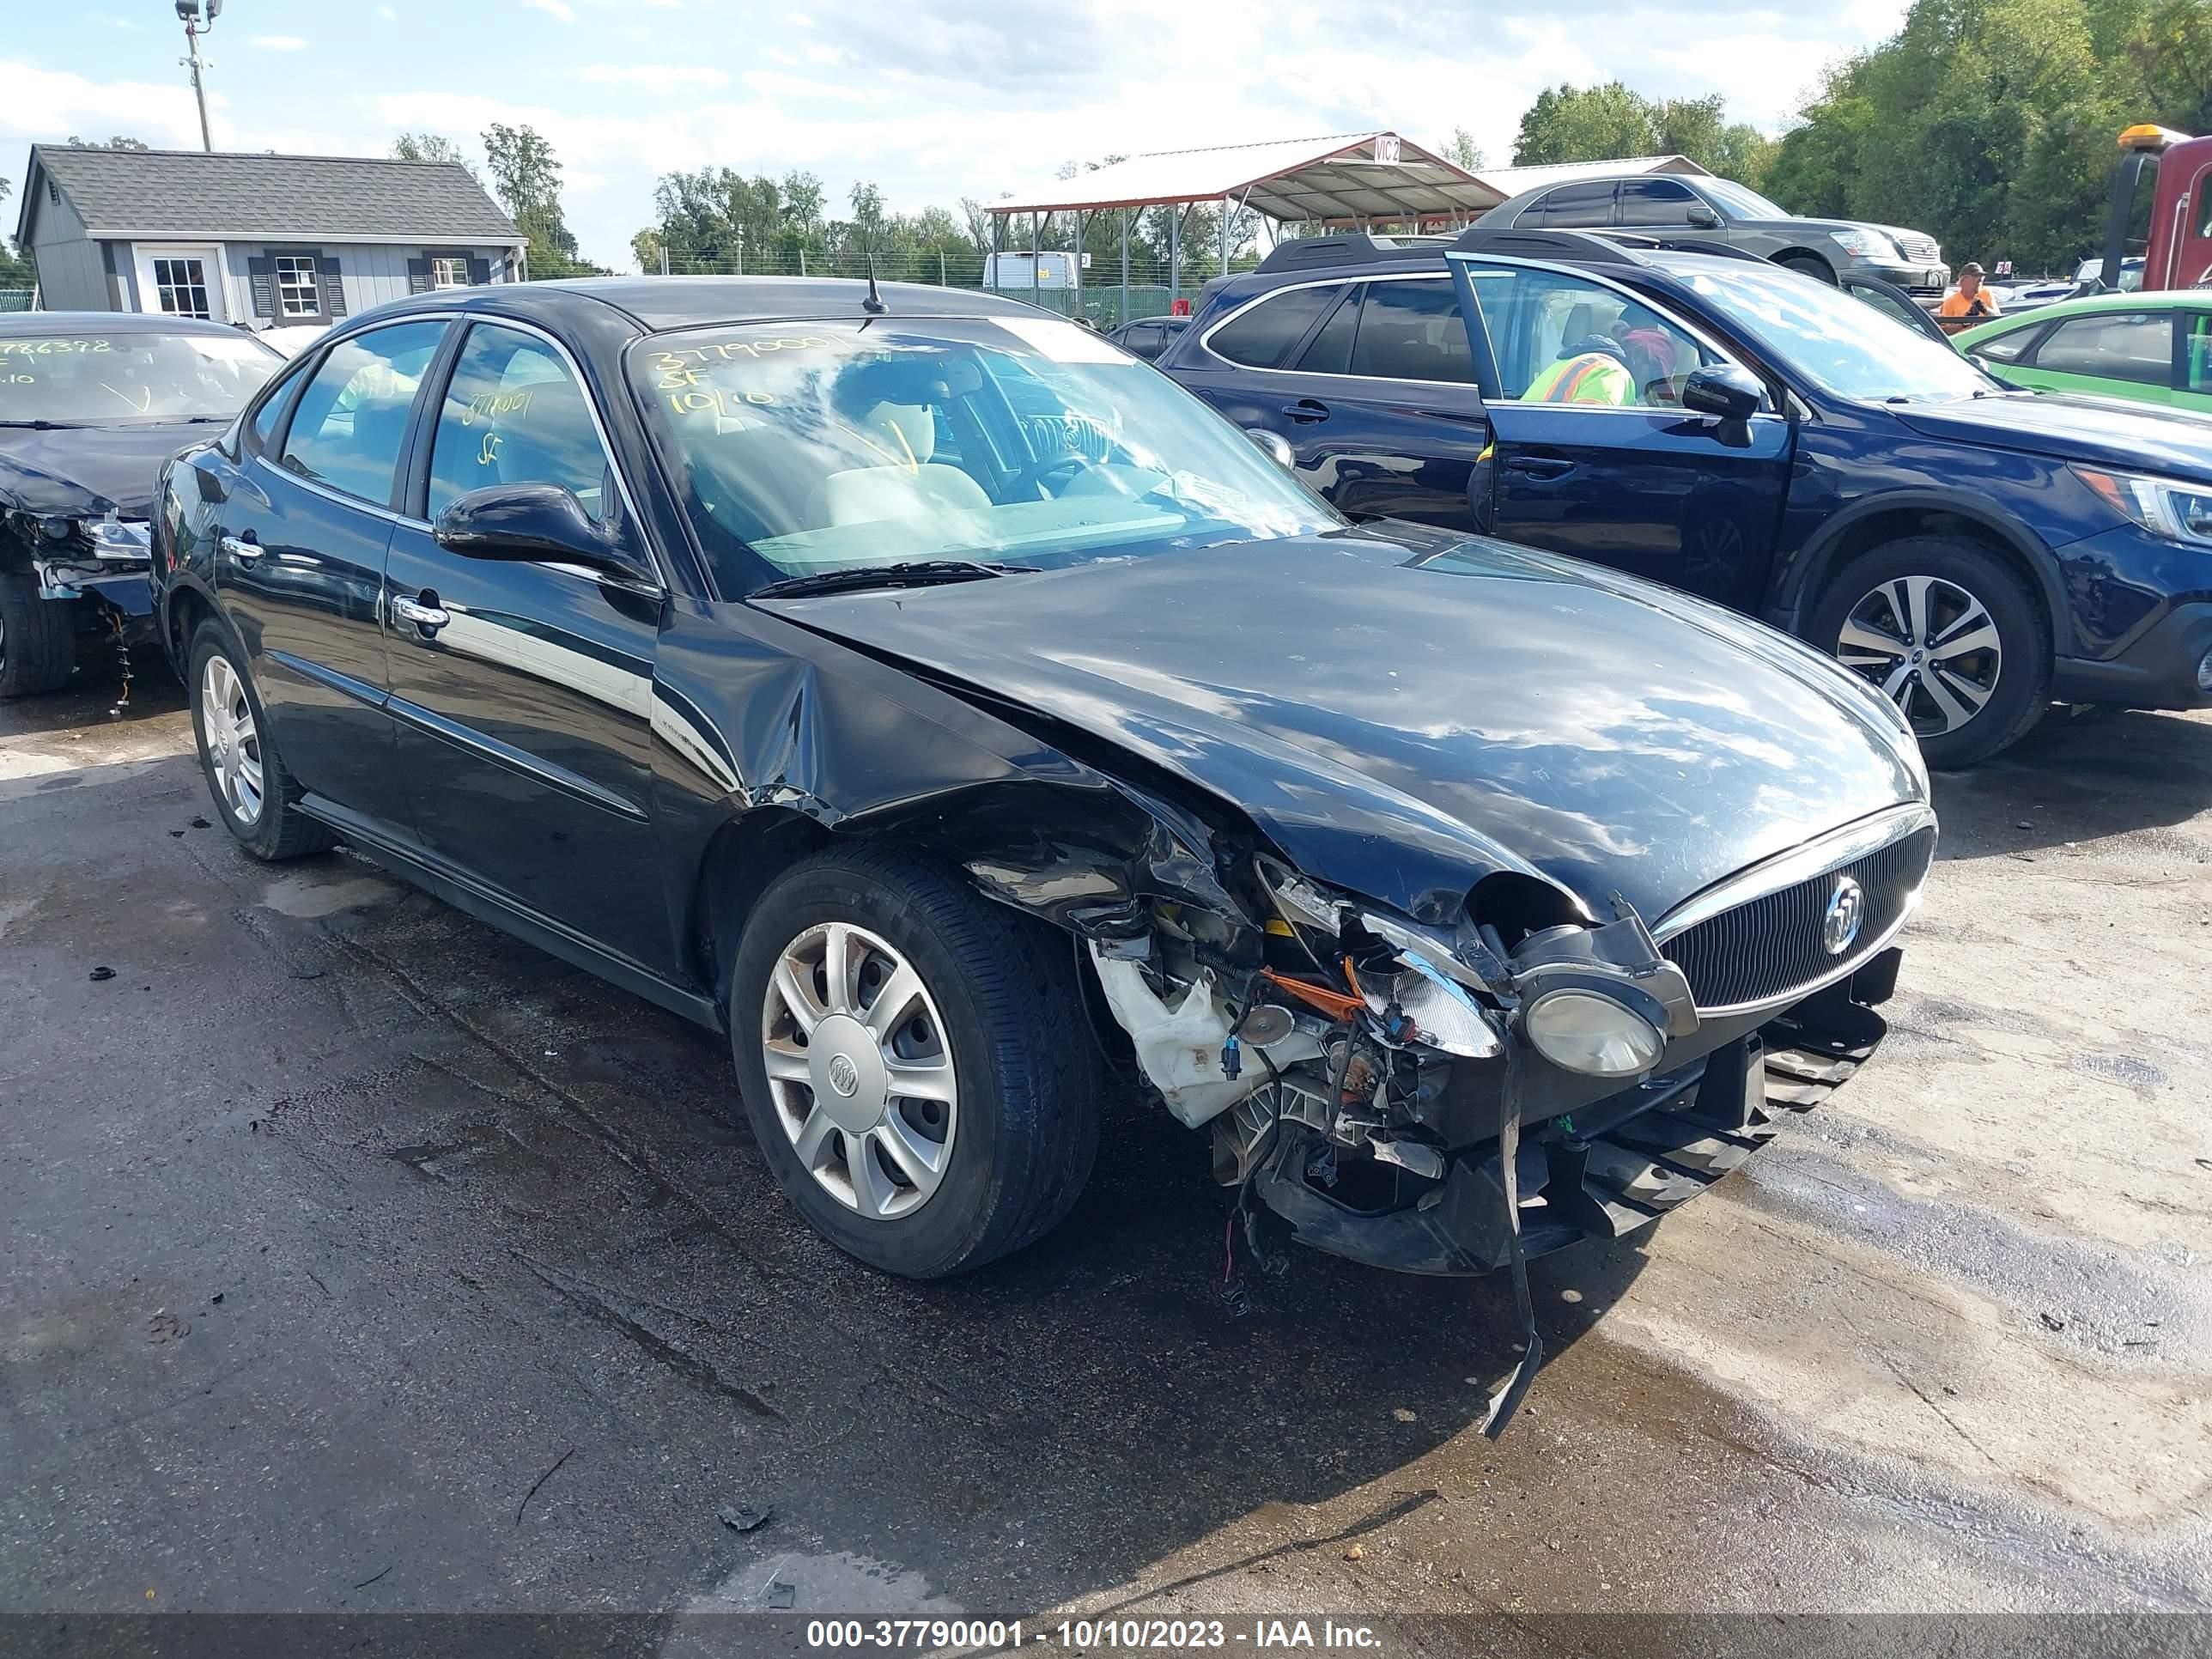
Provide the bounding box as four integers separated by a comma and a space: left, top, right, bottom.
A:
392, 131, 479, 182
1443, 127, 1486, 171
0, 176, 35, 290
64, 136, 149, 149
482, 122, 603, 277
1510, 83, 1775, 189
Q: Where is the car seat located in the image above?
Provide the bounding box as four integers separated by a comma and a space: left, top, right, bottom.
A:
806, 400, 991, 527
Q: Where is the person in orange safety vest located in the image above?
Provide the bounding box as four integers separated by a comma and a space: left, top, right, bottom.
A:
1523, 335, 1636, 404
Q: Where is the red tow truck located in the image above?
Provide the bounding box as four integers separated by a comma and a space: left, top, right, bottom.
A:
2098, 123, 2212, 292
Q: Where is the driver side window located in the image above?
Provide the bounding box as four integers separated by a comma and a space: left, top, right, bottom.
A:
428, 324, 617, 522
1462, 264, 1722, 410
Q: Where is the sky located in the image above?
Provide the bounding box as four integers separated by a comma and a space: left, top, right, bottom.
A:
3, 0, 1911, 273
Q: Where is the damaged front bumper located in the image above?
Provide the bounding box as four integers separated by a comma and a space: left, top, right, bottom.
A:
1247, 954, 1898, 1278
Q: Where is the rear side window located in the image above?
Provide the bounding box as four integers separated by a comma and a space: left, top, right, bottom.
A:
279, 321, 447, 507
1291, 285, 1362, 374
1206, 283, 1346, 368
1521, 180, 1616, 228
1350, 280, 1474, 382
2190, 313, 2211, 393
2027, 312, 2174, 386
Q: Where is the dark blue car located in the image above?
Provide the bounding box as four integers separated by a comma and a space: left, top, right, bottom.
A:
1158, 229, 2212, 767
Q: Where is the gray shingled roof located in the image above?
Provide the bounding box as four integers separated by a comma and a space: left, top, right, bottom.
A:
28, 146, 524, 245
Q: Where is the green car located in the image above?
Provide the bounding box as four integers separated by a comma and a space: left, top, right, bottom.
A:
1954, 291, 2212, 413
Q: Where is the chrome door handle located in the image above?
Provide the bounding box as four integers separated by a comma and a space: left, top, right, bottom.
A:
220, 534, 262, 561
391, 594, 450, 630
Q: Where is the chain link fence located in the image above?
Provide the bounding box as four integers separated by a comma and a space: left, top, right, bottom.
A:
0, 289, 37, 313
647, 249, 1258, 329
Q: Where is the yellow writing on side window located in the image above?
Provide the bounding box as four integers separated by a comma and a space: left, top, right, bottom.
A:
460, 389, 532, 427
0, 339, 115, 356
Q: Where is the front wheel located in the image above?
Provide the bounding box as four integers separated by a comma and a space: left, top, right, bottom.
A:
729, 846, 1102, 1278
0, 571, 76, 698
1810, 537, 2049, 769
1778, 253, 1837, 285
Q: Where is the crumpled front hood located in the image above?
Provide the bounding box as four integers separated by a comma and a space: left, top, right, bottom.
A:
768, 529, 1925, 927
1892, 394, 2212, 485
0, 422, 205, 521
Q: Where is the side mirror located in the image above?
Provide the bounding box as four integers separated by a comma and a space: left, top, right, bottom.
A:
432, 483, 647, 581
1245, 428, 1295, 470
1680, 364, 1765, 422
1686, 204, 1722, 230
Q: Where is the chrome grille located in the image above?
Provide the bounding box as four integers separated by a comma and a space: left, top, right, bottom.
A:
1892, 232, 1940, 264
1659, 826, 1936, 1012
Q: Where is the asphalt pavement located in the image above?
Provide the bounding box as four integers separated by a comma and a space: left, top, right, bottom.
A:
2, 656, 2208, 1650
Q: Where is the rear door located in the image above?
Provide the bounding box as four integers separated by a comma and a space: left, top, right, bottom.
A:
380, 318, 672, 972
1176, 275, 1492, 526
1449, 256, 1793, 602
217, 318, 449, 826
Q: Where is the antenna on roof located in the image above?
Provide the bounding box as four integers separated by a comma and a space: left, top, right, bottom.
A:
862, 247, 888, 314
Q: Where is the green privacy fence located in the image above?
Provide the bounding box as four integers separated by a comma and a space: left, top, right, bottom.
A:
0, 289, 37, 313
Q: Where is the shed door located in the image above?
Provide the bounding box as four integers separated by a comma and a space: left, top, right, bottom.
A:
133, 246, 228, 322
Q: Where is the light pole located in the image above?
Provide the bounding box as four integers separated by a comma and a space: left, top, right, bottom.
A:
175, 0, 222, 153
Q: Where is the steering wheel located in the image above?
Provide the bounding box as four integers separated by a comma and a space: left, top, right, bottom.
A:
1004, 450, 1097, 501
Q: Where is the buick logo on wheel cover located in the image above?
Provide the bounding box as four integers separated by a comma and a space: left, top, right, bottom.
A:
1822, 875, 1866, 957
826, 1053, 861, 1097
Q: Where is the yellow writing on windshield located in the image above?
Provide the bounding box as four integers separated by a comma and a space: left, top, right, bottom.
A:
650, 337, 836, 374
666, 387, 779, 417
0, 339, 116, 356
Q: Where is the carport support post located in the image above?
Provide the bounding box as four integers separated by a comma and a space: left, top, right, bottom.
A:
1219, 195, 1230, 281
1119, 209, 1129, 326
1031, 211, 1041, 306
989, 214, 1000, 291
1168, 209, 1180, 307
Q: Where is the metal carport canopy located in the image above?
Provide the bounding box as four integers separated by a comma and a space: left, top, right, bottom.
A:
988, 132, 1503, 224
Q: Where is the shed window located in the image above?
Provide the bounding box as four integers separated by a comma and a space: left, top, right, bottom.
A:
430, 257, 471, 289
276, 255, 321, 317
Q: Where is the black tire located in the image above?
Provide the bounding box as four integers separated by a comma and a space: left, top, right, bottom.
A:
1778, 253, 1838, 285
0, 570, 77, 698
187, 624, 337, 860
1809, 536, 2049, 769
729, 844, 1102, 1279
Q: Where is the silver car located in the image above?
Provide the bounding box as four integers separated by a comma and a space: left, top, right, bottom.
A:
1475, 172, 1949, 295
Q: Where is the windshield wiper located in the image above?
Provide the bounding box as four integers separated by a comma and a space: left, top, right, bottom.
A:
750, 559, 1040, 599
0, 419, 84, 429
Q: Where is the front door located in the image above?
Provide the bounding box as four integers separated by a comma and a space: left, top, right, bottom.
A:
135, 246, 228, 322
219, 318, 450, 826
1450, 256, 1793, 603
381, 319, 672, 973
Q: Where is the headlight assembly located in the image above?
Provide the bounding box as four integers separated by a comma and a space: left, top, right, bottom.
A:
1522, 985, 1668, 1078
1829, 228, 1901, 261
2072, 465, 2212, 548
87, 517, 154, 561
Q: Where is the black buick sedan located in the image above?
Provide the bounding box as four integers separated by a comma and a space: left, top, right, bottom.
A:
152, 277, 1934, 1424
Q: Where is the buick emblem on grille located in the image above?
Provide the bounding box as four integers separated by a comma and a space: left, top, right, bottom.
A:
1822, 875, 1866, 957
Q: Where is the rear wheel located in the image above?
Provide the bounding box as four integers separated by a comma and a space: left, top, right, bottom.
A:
729, 845, 1101, 1278
188, 625, 336, 860
1811, 536, 2049, 769
0, 571, 76, 698
1778, 253, 1837, 285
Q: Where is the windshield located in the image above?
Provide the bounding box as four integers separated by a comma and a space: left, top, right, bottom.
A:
1674, 263, 1998, 402
0, 331, 280, 425
1698, 179, 1790, 220
629, 314, 1340, 595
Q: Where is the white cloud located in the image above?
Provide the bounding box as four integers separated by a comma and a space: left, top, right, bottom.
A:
0, 58, 209, 153
574, 64, 729, 88
523, 0, 576, 19
249, 34, 309, 50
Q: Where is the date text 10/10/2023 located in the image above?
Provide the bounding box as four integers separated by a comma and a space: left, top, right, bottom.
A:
804, 1620, 1384, 1650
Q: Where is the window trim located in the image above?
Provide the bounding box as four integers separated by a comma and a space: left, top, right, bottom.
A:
1448, 251, 1776, 414
1197, 271, 1491, 391
273, 252, 324, 319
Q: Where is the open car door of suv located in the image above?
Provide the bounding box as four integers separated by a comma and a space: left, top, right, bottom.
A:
1448, 252, 1795, 605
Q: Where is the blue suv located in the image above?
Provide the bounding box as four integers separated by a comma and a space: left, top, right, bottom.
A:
1157, 228, 2212, 767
